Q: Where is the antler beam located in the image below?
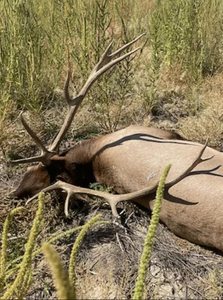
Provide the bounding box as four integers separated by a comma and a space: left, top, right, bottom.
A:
11, 114, 54, 165
49, 33, 146, 153
12, 33, 146, 165
26, 142, 213, 218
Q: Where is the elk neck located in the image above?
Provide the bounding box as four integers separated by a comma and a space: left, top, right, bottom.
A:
54, 138, 100, 187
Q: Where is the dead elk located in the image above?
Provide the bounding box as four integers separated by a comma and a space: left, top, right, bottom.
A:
11, 34, 223, 253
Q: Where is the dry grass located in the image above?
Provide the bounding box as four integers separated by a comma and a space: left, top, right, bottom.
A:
179, 73, 223, 146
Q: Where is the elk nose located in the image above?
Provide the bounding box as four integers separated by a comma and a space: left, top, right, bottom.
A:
8, 189, 19, 199
11, 187, 27, 199
11, 189, 20, 199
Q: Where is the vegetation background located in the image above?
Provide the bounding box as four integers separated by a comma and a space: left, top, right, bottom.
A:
1, 0, 223, 152
0, 0, 223, 299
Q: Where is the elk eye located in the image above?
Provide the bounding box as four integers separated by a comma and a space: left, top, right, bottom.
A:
56, 176, 66, 182
56, 172, 72, 183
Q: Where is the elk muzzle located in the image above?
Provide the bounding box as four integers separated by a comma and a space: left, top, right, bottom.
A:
13, 163, 51, 199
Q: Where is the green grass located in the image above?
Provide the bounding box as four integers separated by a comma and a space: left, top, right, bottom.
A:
149, 0, 223, 78
145, 0, 223, 110
1, 0, 223, 138
0, 0, 147, 133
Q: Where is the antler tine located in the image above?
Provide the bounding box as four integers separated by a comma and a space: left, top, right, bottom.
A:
95, 40, 114, 71
79, 33, 146, 98
20, 114, 48, 152
11, 155, 49, 165
165, 139, 214, 188
11, 114, 55, 165
109, 33, 146, 58
91, 47, 141, 84
49, 33, 146, 153
74, 46, 141, 101
64, 71, 72, 106
94, 33, 146, 71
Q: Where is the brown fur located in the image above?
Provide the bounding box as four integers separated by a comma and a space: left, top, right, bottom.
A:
13, 125, 223, 252
14, 125, 182, 198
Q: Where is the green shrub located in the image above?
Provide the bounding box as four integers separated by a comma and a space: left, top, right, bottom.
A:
149, 0, 223, 81
0, 0, 146, 132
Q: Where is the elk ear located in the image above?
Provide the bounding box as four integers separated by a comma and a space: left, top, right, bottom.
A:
49, 155, 66, 170
50, 154, 65, 162
50, 155, 76, 171
49, 155, 75, 184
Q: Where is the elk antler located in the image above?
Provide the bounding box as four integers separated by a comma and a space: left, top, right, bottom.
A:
12, 33, 146, 165
26, 141, 214, 218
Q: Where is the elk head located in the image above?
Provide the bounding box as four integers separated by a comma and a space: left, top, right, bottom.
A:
12, 34, 146, 200
13, 154, 70, 198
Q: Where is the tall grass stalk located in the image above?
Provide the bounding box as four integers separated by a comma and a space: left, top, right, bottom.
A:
1, 192, 45, 299
0, 207, 26, 292
69, 214, 102, 286
42, 243, 76, 300
133, 164, 171, 300
4, 220, 109, 282
42, 214, 106, 299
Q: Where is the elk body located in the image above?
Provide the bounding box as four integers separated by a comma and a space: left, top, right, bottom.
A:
13, 125, 183, 199
12, 34, 223, 253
